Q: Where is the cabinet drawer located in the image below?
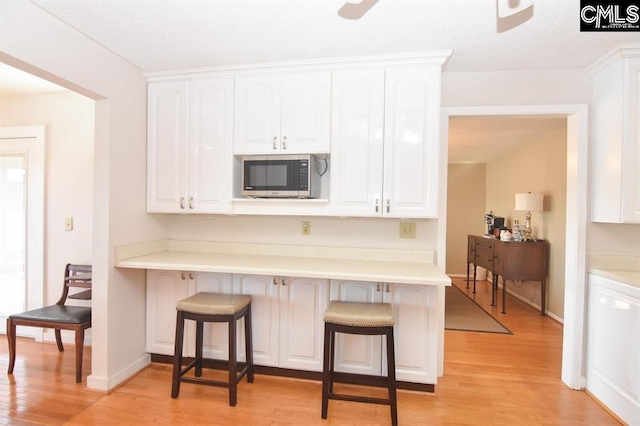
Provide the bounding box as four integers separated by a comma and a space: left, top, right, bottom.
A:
474, 239, 495, 270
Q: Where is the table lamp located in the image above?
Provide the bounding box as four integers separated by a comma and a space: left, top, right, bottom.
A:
515, 192, 543, 241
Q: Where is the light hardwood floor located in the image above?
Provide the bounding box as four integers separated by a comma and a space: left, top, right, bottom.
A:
1, 278, 620, 425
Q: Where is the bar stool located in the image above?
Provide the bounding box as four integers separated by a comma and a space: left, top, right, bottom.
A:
171, 292, 253, 406
321, 300, 398, 426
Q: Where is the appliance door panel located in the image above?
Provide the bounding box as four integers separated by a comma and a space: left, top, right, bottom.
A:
243, 158, 307, 197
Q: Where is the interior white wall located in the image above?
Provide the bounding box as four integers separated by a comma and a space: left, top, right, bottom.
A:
167, 215, 438, 251
442, 69, 592, 106
1, 0, 168, 391
0, 91, 94, 309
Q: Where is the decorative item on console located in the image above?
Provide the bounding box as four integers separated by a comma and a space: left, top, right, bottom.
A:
485, 211, 506, 238
515, 192, 544, 242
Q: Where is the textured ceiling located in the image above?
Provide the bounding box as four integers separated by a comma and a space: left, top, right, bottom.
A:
26, 0, 640, 73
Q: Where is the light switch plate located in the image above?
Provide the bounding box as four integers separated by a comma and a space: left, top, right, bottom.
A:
65, 217, 73, 231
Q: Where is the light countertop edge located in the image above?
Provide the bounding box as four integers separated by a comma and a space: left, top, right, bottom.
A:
589, 254, 640, 289
116, 249, 451, 286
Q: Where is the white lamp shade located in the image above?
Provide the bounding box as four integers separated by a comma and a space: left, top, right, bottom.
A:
515, 193, 543, 212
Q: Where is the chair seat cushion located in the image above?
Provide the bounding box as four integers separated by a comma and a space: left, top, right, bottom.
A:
9, 305, 91, 324
177, 292, 251, 315
324, 301, 394, 327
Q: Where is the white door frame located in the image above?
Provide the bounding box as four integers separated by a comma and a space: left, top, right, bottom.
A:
0, 125, 45, 338
439, 105, 588, 390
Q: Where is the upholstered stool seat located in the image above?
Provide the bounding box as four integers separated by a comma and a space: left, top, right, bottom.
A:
321, 301, 398, 426
171, 292, 253, 406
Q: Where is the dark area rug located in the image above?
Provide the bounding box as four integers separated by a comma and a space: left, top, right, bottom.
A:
445, 285, 512, 334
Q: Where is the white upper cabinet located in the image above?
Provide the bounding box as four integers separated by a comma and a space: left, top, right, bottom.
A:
147, 81, 188, 213
330, 66, 442, 218
330, 69, 385, 216
383, 66, 441, 218
147, 77, 233, 214
590, 46, 640, 223
233, 72, 331, 155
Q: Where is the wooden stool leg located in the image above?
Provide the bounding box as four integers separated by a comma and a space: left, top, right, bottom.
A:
244, 305, 254, 383
7, 318, 16, 375
171, 311, 185, 398
321, 322, 331, 419
228, 316, 238, 407
386, 328, 398, 426
328, 325, 336, 394
195, 321, 204, 377
74, 327, 85, 383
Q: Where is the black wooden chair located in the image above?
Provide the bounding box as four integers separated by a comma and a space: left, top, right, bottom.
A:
6, 263, 92, 383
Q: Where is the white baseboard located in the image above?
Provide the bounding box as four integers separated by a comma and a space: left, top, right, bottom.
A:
43, 329, 92, 346
87, 353, 151, 393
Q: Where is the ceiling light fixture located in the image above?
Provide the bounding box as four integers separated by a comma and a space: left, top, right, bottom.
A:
338, 0, 380, 20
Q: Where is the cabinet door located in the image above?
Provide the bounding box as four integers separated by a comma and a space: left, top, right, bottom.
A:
147, 81, 189, 213
329, 280, 382, 376
622, 57, 640, 223
279, 277, 329, 371
383, 66, 441, 218
233, 75, 281, 154
280, 72, 331, 154
233, 274, 279, 367
384, 283, 437, 384
189, 272, 233, 359
330, 69, 385, 216
188, 77, 233, 214
146, 270, 189, 355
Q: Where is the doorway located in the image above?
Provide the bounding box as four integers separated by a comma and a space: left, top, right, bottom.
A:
0, 126, 45, 336
439, 105, 588, 390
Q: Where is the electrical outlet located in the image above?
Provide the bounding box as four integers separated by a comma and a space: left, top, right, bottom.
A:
301, 221, 311, 236
65, 217, 74, 231
399, 222, 416, 239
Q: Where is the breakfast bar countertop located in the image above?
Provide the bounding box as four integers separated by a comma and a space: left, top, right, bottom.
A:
115, 239, 451, 286
589, 255, 640, 289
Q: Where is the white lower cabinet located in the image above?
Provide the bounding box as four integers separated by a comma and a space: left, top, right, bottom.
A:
587, 274, 640, 425
146, 271, 435, 383
146, 270, 232, 358
232, 274, 329, 371
329, 280, 437, 384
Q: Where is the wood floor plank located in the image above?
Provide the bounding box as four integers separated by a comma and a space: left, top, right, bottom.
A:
0, 278, 622, 425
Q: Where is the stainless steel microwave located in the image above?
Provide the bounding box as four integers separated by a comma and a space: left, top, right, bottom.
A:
242, 154, 320, 198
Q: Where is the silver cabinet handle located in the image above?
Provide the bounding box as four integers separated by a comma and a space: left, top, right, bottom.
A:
273, 136, 277, 150
386, 283, 390, 293
273, 277, 278, 285
376, 283, 381, 292
282, 136, 287, 150
180, 197, 185, 209
189, 272, 194, 280
282, 278, 287, 286
181, 271, 186, 280
375, 198, 380, 213
386, 199, 390, 213
189, 197, 194, 209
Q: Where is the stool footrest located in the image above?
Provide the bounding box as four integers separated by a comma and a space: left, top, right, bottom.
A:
178, 359, 251, 386
328, 392, 391, 406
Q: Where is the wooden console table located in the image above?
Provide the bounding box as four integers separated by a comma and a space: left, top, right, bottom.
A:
466, 235, 549, 315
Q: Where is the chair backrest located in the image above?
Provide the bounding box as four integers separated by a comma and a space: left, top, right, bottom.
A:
56, 263, 92, 305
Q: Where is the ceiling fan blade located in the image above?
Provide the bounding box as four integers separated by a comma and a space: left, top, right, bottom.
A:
338, 0, 380, 20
